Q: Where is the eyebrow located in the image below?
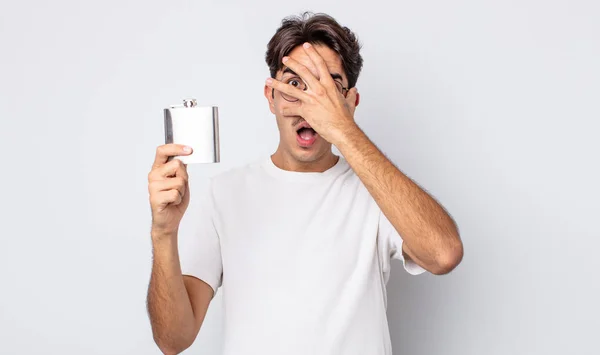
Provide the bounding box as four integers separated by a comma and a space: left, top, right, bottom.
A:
282, 67, 344, 82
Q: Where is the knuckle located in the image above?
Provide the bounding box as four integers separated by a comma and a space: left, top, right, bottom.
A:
163, 191, 174, 203
148, 182, 160, 194
166, 159, 178, 171
148, 169, 160, 181
167, 158, 179, 169
174, 176, 185, 187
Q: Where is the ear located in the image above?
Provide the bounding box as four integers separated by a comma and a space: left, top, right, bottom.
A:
264, 85, 276, 114
345, 87, 360, 115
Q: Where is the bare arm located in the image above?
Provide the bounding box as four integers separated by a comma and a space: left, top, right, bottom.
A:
334, 124, 464, 275
146, 231, 214, 354
146, 144, 215, 354
262, 43, 463, 275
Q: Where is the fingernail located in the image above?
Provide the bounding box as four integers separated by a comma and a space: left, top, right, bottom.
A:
282, 56, 289, 63
303, 42, 311, 48
266, 78, 273, 85
183, 146, 192, 153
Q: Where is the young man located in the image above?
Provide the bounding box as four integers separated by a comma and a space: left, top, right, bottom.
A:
147, 12, 463, 355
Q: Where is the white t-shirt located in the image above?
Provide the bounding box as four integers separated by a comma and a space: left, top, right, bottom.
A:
179, 155, 426, 355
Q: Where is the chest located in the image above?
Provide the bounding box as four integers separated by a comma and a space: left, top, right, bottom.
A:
215, 179, 381, 289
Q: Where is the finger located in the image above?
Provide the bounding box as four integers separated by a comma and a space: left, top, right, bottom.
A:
161, 159, 189, 179
153, 144, 192, 168
281, 106, 302, 117
149, 177, 187, 198
266, 77, 312, 103
151, 189, 183, 208
302, 42, 336, 89
150, 158, 189, 181
280, 56, 322, 94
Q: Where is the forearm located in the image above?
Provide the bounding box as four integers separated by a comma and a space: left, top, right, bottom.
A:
147, 232, 196, 354
334, 124, 462, 272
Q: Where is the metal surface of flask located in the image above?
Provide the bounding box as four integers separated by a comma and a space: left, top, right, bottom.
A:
163, 98, 220, 164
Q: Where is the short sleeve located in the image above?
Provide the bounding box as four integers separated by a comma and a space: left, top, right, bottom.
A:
178, 178, 223, 295
378, 210, 427, 276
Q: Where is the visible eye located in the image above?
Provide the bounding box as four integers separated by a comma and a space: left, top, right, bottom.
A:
286, 77, 305, 90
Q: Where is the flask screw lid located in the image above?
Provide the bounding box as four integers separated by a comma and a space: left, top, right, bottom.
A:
183, 98, 197, 108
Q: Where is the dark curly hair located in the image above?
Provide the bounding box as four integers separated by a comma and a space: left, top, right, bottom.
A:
265, 12, 363, 89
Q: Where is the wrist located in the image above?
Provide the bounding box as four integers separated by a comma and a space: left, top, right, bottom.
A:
150, 231, 179, 263
151, 227, 178, 244
332, 122, 363, 150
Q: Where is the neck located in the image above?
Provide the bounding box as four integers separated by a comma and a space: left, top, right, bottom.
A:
270, 147, 339, 173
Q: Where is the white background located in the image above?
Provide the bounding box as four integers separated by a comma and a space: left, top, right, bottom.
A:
1, 0, 599, 354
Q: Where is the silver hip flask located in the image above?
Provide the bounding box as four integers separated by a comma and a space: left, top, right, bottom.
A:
164, 98, 220, 164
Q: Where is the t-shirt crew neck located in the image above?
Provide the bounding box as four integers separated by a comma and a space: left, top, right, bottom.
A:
261, 155, 350, 183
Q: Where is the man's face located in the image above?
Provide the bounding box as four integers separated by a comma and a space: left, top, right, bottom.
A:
264, 44, 348, 164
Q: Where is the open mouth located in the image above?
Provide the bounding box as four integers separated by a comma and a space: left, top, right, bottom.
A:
296, 126, 317, 140
296, 125, 318, 147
